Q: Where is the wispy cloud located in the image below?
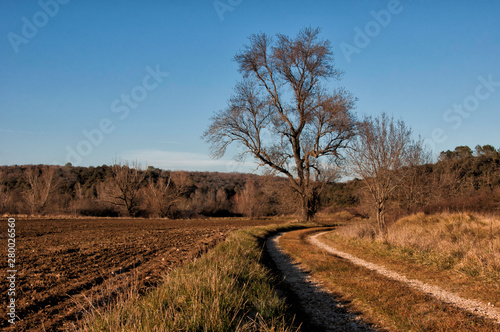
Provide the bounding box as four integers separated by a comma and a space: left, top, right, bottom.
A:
0, 129, 36, 134
156, 140, 180, 144
120, 149, 258, 173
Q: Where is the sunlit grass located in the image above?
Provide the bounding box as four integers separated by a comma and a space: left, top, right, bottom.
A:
333, 213, 500, 284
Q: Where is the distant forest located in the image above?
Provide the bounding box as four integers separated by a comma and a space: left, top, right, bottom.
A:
1, 144, 500, 220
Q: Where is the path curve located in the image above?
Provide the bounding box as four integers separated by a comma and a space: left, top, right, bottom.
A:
310, 231, 500, 325
267, 233, 376, 331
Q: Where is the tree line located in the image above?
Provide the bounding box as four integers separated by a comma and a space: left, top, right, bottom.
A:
0, 162, 299, 218
2, 143, 499, 222
326, 144, 500, 226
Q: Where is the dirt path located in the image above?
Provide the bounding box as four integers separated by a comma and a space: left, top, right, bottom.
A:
267, 234, 377, 331
310, 231, 500, 325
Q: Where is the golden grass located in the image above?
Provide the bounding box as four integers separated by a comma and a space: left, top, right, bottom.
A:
280, 228, 500, 331
324, 212, 500, 308
389, 213, 499, 279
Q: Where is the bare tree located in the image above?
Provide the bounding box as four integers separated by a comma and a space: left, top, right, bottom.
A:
234, 180, 267, 218
432, 163, 463, 200
100, 160, 146, 216
347, 113, 428, 233
203, 27, 356, 221
394, 164, 430, 214
144, 171, 189, 218
23, 165, 56, 215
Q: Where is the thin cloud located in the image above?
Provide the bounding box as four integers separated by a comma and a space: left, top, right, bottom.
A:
0, 129, 36, 134
156, 140, 180, 144
120, 149, 258, 173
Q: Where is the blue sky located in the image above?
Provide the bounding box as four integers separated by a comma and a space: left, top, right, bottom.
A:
1, 0, 499, 172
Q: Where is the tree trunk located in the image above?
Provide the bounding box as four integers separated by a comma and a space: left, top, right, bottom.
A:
300, 192, 317, 222
376, 201, 387, 235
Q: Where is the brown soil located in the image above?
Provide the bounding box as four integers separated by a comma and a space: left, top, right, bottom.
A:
0, 217, 282, 331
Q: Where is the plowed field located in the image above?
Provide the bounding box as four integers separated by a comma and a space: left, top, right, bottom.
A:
0, 217, 282, 331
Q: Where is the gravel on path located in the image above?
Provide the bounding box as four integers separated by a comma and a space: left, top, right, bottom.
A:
310, 231, 500, 325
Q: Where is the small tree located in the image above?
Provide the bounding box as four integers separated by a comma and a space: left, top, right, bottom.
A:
347, 113, 428, 233
23, 165, 57, 215
204, 27, 357, 221
475, 144, 497, 157
100, 160, 146, 216
144, 171, 189, 218
394, 164, 432, 214
234, 180, 267, 218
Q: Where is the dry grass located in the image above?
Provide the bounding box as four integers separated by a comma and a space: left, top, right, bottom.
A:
390, 213, 499, 280
280, 228, 500, 331
335, 213, 500, 283
322, 212, 500, 313
76, 223, 310, 331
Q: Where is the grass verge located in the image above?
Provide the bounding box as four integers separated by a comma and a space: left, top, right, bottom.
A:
279, 228, 500, 331
77, 222, 312, 331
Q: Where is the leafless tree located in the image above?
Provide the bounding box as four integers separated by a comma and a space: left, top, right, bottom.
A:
23, 165, 56, 215
394, 165, 429, 214
432, 164, 463, 200
100, 160, 146, 216
347, 113, 428, 233
188, 187, 230, 216
144, 171, 189, 218
203, 27, 357, 221
234, 180, 267, 218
